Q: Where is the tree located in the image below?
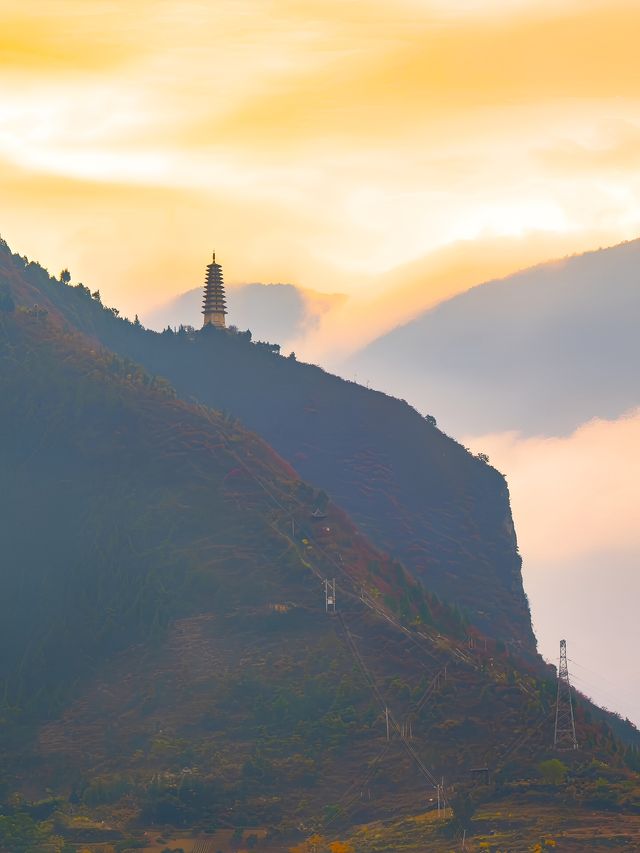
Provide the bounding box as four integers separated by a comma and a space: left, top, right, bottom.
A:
425, 414, 437, 427
0, 812, 51, 852
538, 758, 568, 786
0, 289, 15, 312
289, 836, 330, 853
315, 490, 329, 512
448, 788, 476, 833
329, 843, 354, 853
60, 268, 71, 285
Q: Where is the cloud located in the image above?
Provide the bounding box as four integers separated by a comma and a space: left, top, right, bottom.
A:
0, 2, 155, 73
0, 159, 358, 319
539, 122, 640, 176
3, 0, 640, 331
464, 410, 640, 724
204, 4, 640, 149
526, 549, 640, 726
465, 410, 640, 562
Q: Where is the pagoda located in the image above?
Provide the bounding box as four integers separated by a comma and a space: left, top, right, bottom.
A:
202, 252, 227, 328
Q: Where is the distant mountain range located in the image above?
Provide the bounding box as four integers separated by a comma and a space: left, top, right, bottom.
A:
348, 240, 640, 437
144, 281, 345, 347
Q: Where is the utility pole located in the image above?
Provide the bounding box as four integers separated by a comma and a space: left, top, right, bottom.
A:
554, 639, 578, 750
385, 706, 390, 741
324, 579, 336, 614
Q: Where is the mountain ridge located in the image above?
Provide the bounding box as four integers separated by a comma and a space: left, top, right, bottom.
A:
143, 282, 346, 346
1, 240, 640, 851
348, 238, 640, 437
0, 237, 536, 653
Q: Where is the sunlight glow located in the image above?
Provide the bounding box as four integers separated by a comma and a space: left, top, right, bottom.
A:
1, 0, 640, 324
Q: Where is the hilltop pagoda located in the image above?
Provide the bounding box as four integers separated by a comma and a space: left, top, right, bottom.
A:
202, 252, 227, 328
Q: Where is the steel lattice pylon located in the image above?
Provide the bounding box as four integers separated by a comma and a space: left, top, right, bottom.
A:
554, 639, 578, 750
324, 578, 336, 614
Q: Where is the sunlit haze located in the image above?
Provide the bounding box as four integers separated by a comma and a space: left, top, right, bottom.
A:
3, 0, 640, 337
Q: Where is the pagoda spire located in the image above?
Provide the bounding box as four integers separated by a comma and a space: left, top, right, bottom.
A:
202, 251, 227, 328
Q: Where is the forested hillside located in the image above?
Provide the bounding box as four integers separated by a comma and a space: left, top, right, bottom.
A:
1, 247, 639, 851
0, 306, 452, 721
0, 238, 535, 653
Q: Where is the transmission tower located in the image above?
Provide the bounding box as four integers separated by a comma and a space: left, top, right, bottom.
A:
554, 639, 578, 750
324, 578, 336, 614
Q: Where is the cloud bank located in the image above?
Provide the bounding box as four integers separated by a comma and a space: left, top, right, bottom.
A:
466, 410, 640, 723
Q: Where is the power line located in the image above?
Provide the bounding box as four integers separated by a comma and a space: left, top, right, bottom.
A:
568, 658, 639, 708
337, 613, 443, 790
212, 415, 484, 824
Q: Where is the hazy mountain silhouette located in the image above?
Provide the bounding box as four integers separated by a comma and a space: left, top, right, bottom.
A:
348, 240, 640, 437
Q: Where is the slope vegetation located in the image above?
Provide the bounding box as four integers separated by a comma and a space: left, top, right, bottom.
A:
0, 238, 534, 652
0, 258, 638, 851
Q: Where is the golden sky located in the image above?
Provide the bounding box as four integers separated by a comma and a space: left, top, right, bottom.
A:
2, 0, 640, 340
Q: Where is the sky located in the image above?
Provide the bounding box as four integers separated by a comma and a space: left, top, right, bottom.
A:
1, 0, 639, 723
3, 0, 640, 326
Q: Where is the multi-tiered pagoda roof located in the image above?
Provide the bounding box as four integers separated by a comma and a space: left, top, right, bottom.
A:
202, 252, 227, 328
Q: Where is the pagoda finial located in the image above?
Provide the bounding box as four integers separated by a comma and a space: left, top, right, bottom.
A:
212, 250, 216, 262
